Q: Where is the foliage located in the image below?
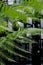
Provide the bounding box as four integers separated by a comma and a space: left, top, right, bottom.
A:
0, 0, 42, 65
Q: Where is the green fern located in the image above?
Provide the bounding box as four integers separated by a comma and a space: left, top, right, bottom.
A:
0, 0, 42, 65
